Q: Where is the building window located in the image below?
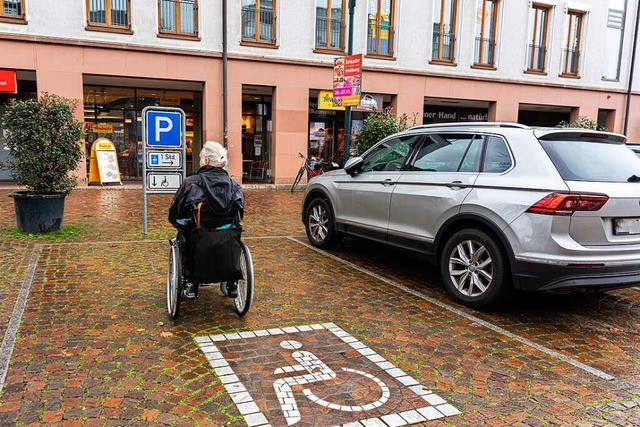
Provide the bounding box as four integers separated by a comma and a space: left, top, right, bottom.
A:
86, 0, 131, 30
432, 0, 458, 63
367, 0, 395, 56
473, 0, 498, 67
526, 4, 550, 73
0, 0, 24, 22
242, 0, 277, 45
561, 11, 584, 77
158, 0, 198, 37
315, 0, 345, 51
602, 0, 626, 81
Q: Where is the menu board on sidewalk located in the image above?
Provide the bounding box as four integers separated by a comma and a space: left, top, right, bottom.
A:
89, 138, 122, 185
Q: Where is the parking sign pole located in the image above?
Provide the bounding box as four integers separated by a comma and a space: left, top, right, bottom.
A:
141, 106, 186, 236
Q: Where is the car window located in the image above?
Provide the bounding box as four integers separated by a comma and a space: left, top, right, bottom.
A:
540, 139, 640, 182
410, 134, 477, 172
361, 135, 421, 172
482, 136, 512, 173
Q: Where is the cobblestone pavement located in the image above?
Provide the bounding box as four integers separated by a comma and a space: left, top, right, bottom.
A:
1, 188, 640, 426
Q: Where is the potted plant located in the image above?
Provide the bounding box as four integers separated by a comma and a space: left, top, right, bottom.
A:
1, 93, 84, 233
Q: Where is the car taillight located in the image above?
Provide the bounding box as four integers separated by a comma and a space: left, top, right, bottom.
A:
526, 193, 609, 216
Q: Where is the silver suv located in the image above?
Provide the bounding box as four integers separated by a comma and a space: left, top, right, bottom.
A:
302, 123, 640, 308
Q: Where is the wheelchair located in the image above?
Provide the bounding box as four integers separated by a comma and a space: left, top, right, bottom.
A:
166, 202, 254, 320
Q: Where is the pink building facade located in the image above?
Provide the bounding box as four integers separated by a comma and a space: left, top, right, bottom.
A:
1, 0, 639, 184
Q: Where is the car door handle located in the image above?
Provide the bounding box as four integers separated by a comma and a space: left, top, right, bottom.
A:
381, 179, 395, 186
446, 181, 468, 189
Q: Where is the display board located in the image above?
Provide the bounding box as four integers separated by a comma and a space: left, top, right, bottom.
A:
89, 138, 122, 185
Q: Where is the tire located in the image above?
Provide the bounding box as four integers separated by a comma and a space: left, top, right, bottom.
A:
305, 198, 341, 249
440, 228, 510, 308
291, 168, 304, 192
167, 239, 183, 320
234, 243, 254, 317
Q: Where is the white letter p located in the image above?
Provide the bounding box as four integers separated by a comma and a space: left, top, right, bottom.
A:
155, 117, 173, 142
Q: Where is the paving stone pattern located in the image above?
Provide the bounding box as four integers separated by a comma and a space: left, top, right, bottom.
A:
1, 188, 640, 426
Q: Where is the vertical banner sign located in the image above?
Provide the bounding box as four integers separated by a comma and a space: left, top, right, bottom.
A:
332, 54, 362, 107
142, 106, 186, 235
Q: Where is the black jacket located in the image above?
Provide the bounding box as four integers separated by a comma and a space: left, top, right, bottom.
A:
168, 166, 245, 229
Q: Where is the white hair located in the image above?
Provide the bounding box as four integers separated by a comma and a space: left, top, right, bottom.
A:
200, 141, 227, 168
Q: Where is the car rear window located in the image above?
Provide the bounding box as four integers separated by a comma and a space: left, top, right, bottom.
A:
540, 139, 640, 182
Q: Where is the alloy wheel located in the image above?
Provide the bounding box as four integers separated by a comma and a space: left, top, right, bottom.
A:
448, 240, 493, 297
308, 204, 329, 243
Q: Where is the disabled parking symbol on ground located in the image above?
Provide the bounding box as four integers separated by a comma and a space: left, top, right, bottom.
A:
196, 323, 461, 427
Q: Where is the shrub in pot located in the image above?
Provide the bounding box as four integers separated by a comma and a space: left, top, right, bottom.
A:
1, 93, 84, 233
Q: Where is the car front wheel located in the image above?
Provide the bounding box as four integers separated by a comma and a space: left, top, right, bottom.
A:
305, 198, 341, 249
440, 229, 510, 308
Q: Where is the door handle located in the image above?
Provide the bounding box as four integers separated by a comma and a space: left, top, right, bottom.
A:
381, 179, 394, 186
446, 181, 468, 189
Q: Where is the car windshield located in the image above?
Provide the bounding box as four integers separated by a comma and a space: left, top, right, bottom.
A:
540, 139, 640, 183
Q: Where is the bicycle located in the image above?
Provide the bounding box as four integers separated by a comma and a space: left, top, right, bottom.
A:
290, 152, 338, 192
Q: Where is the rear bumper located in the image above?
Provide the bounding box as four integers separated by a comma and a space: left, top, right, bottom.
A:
512, 259, 640, 291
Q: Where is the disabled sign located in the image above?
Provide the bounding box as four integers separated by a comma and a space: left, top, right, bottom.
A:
196, 323, 461, 427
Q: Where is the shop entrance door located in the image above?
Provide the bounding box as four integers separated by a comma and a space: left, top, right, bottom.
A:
242, 87, 273, 183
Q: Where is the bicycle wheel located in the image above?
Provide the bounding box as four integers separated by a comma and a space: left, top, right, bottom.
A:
234, 242, 254, 317
167, 239, 182, 320
291, 168, 304, 192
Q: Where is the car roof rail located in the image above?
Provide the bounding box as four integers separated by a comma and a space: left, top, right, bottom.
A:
408, 122, 531, 131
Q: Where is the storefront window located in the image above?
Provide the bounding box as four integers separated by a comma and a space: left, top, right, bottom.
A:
242, 94, 272, 182
0, 78, 37, 181
83, 86, 202, 180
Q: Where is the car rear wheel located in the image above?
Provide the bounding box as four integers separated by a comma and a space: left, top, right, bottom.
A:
440, 229, 510, 308
305, 198, 341, 249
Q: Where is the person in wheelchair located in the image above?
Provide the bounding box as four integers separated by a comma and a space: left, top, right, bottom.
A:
168, 141, 245, 299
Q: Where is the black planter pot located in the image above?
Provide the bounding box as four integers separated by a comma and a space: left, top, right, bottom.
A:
9, 191, 66, 233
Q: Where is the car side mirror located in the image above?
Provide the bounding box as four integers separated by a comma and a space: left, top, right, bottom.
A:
344, 156, 363, 176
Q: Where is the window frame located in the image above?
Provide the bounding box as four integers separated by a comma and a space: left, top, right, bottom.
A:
366, 0, 396, 58
479, 134, 514, 174
241, 0, 278, 46
314, 0, 346, 53
157, 0, 199, 39
601, 1, 626, 82
407, 133, 483, 173
560, 10, 584, 78
431, 0, 459, 64
0, 0, 26, 23
526, 4, 551, 74
473, 0, 499, 68
360, 134, 422, 173
85, 0, 132, 33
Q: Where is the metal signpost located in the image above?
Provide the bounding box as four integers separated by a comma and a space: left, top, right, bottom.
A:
142, 106, 187, 235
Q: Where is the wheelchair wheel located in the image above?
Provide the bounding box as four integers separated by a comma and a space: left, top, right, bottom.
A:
234, 242, 254, 317
167, 238, 183, 320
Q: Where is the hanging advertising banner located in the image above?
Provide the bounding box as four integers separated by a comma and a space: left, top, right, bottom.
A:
0, 70, 17, 94
332, 54, 362, 107
319, 91, 345, 111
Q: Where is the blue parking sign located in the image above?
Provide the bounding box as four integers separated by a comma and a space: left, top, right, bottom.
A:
146, 110, 183, 148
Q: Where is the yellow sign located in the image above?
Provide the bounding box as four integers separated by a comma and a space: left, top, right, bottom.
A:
93, 124, 114, 134
319, 91, 345, 111
89, 137, 122, 185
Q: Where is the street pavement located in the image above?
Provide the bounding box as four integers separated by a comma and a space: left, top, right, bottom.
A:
1, 187, 640, 426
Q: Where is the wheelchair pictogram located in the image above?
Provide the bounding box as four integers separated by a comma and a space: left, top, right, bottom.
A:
273, 340, 391, 426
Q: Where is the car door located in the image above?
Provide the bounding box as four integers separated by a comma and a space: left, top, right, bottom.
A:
387, 133, 483, 252
333, 134, 423, 243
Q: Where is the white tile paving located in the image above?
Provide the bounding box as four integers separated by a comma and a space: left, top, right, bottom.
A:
195, 323, 460, 427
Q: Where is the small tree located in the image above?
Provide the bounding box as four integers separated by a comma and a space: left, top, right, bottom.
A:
1, 93, 84, 194
355, 107, 417, 155
559, 115, 606, 131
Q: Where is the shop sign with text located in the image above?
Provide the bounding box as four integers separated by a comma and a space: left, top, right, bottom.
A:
333, 54, 362, 107
319, 91, 345, 111
0, 70, 17, 94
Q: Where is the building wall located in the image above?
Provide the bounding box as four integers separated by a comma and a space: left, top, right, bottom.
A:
1, 0, 640, 183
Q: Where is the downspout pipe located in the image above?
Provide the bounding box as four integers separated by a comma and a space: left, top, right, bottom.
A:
222, 0, 229, 147
624, 2, 640, 135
